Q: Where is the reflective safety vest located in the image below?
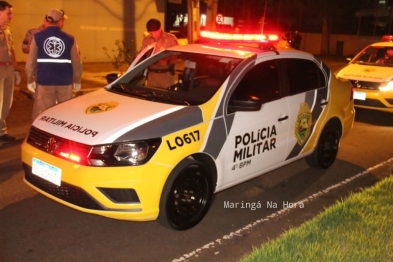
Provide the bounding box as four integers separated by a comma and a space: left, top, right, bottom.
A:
34, 26, 75, 85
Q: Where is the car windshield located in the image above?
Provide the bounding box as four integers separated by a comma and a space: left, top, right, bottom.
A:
351, 46, 393, 66
107, 50, 242, 106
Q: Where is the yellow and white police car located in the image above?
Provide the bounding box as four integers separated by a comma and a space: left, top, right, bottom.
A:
337, 36, 393, 113
21, 31, 355, 230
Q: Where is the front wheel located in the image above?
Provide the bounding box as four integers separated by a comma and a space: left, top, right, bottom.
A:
306, 123, 341, 169
158, 159, 214, 230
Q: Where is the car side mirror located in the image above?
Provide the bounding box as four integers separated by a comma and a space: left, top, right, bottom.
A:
106, 73, 121, 84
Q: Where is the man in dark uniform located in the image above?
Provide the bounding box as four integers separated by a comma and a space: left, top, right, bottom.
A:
141, 19, 178, 88
25, 9, 82, 120
0, 1, 21, 143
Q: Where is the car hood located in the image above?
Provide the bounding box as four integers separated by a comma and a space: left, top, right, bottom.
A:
32, 89, 186, 145
337, 63, 393, 82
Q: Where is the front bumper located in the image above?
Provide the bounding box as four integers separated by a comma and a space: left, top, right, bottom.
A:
354, 89, 393, 113
21, 140, 171, 221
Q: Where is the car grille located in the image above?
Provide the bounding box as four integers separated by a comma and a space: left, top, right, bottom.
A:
354, 98, 387, 108
24, 163, 104, 210
98, 188, 140, 203
27, 126, 91, 165
385, 98, 393, 105
353, 81, 379, 90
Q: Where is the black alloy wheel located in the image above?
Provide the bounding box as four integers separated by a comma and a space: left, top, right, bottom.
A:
159, 159, 213, 230
306, 123, 340, 169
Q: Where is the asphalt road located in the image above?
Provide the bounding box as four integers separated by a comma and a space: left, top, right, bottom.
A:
1, 59, 392, 262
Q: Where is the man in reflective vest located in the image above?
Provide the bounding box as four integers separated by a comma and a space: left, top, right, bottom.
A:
25, 8, 82, 120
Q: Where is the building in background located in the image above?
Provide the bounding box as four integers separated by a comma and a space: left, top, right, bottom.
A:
12, 0, 393, 63
13, 0, 167, 63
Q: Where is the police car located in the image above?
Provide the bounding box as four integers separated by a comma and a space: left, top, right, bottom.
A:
337, 36, 393, 113
21, 31, 355, 230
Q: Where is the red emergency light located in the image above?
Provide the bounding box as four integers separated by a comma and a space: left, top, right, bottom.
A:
382, 35, 393, 42
200, 30, 279, 43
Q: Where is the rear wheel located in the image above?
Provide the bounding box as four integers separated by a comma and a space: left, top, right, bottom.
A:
306, 123, 341, 169
158, 159, 213, 230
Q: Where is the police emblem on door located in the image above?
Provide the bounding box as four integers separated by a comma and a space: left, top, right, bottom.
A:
295, 102, 312, 146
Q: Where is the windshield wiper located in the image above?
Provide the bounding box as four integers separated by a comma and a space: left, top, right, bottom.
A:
153, 94, 190, 106
110, 83, 131, 92
110, 83, 190, 105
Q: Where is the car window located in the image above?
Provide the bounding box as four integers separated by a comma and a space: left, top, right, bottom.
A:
351, 46, 393, 65
110, 50, 242, 106
352, 46, 376, 63
230, 60, 280, 105
284, 59, 326, 95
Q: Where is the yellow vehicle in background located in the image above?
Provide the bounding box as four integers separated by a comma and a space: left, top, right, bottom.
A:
337, 36, 393, 113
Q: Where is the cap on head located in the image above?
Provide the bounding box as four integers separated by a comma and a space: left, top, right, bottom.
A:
146, 19, 161, 32
387, 49, 393, 56
45, 9, 67, 22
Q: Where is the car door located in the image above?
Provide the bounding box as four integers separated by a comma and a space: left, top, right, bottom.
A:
107, 43, 156, 87
129, 42, 156, 68
221, 58, 290, 186
280, 58, 329, 160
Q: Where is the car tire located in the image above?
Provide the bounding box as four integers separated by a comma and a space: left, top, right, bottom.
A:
158, 158, 214, 230
305, 122, 341, 169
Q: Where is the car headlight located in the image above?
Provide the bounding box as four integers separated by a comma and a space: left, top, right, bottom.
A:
379, 81, 393, 92
88, 138, 161, 166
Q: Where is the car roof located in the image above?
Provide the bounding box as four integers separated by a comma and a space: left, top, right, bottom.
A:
370, 41, 393, 47
166, 43, 315, 60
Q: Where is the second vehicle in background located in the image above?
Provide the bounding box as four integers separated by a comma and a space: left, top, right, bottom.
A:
337, 36, 393, 113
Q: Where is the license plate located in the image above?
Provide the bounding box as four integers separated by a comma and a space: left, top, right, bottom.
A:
354, 91, 366, 100
32, 158, 62, 186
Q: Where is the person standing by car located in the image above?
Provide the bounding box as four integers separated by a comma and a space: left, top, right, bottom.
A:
22, 22, 45, 54
291, 31, 302, 50
0, 1, 21, 143
25, 8, 82, 120
141, 18, 178, 88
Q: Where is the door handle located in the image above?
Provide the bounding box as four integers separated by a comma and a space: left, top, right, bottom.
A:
321, 99, 328, 106
278, 115, 288, 121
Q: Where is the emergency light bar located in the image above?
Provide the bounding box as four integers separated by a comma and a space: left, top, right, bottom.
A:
382, 35, 393, 42
200, 30, 279, 43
